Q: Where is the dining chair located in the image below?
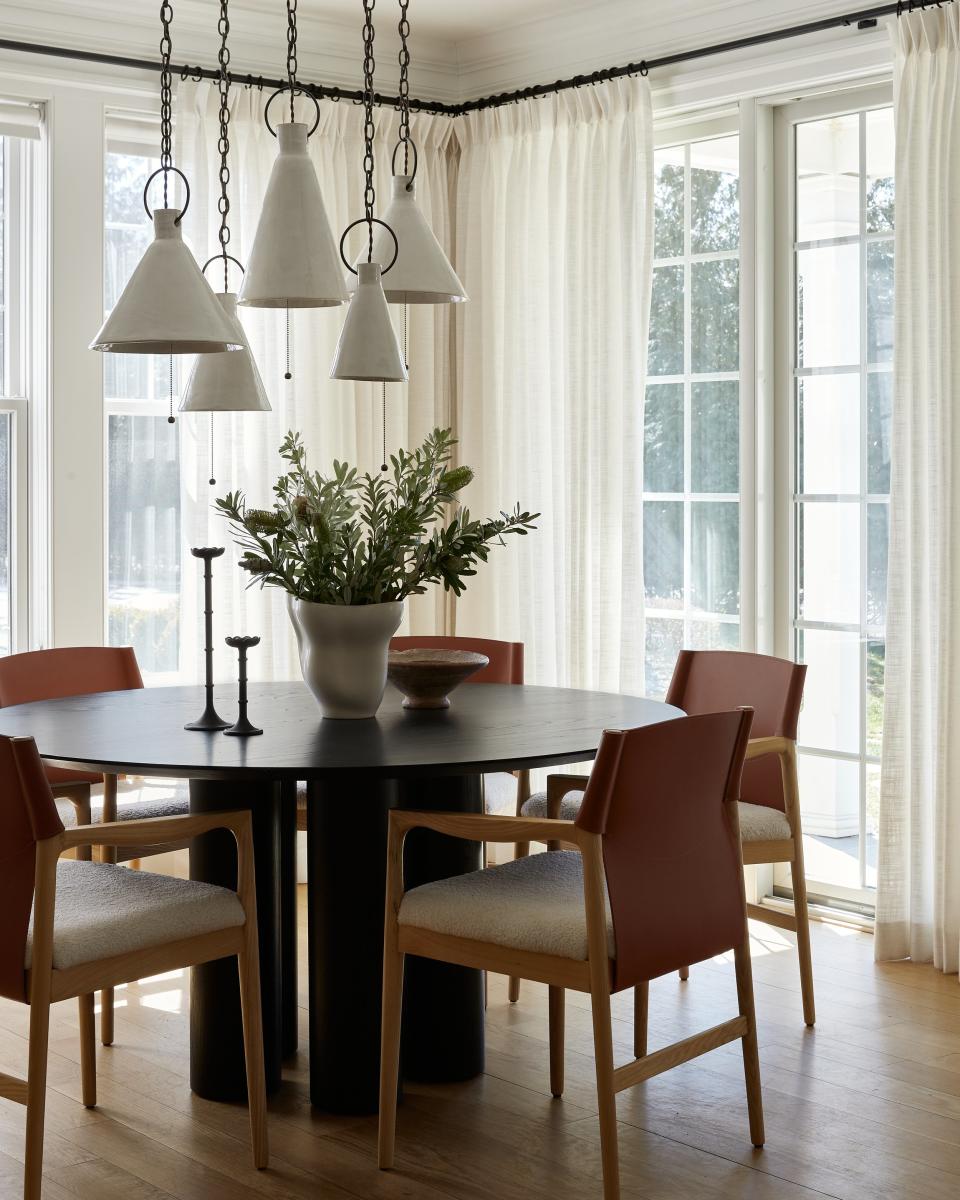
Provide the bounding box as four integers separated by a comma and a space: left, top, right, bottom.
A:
0, 734, 267, 1200
378, 709, 763, 1200
521, 648, 814, 1026
0, 645, 192, 1045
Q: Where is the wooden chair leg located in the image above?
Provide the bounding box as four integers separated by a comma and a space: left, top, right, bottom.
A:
100, 774, 118, 1048
679, 965, 689, 981
633, 981, 648, 1059
78, 994, 97, 1108
508, 841, 530, 1004
589, 985, 620, 1200
782, 742, 815, 1026
548, 985, 565, 1097
378, 944, 405, 1169
793, 872, 816, 1027
237, 942, 269, 1169
100, 988, 115, 1048
24, 1000, 51, 1200
733, 939, 765, 1148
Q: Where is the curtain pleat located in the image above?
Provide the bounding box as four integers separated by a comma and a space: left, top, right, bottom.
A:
876, 7, 960, 975
453, 76, 654, 693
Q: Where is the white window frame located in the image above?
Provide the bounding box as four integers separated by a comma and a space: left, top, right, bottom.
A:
0, 128, 45, 653
646, 113, 750, 678
771, 82, 894, 914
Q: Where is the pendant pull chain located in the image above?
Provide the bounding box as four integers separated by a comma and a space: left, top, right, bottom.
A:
167, 352, 175, 423
284, 304, 292, 380
381, 383, 388, 472
209, 413, 216, 486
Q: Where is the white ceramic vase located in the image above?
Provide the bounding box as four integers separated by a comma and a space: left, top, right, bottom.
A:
287, 595, 404, 719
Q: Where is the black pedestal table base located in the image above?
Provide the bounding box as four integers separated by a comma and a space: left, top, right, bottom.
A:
306, 772, 484, 1114
398, 774, 485, 1084
189, 778, 283, 1100
280, 780, 299, 1059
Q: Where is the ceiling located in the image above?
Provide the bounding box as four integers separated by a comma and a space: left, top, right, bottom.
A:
0, 0, 891, 104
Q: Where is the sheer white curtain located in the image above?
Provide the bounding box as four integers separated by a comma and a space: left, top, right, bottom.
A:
175, 81, 458, 681
453, 77, 653, 691
876, 8, 960, 974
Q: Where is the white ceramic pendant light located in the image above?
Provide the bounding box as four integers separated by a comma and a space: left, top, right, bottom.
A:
331, 0, 406, 383
354, 0, 466, 305
90, 3, 239, 356
366, 172, 467, 304
180, 1, 270, 487
330, 262, 406, 381
181, 290, 271, 413
238, 1, 346, 310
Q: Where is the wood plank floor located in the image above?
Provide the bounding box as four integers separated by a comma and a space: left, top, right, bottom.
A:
1, 890, 958, 1200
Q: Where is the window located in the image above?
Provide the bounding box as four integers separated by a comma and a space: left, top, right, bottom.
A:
644, 134, 741, 695
0, 122, 41, 656
104, 146, 182, 678
781, 102, 894, 906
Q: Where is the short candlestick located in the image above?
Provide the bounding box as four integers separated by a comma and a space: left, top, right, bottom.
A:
224, 635, 263, 737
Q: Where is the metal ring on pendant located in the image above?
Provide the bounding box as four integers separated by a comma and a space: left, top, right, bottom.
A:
339, 218, 399, 276
263, 85, 322, 137
143, 166, 191, 222
390, 138, 419, 189
201, 253, 246, 284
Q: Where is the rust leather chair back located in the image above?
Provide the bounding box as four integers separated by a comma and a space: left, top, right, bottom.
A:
0, 736, 64, 1003
0, 647, 144, 786
666, 650, 806, 813
576, 709, 753, 991
389, 636, 523, 685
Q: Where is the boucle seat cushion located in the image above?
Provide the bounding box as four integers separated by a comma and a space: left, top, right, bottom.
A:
523, 790, 792, 843
521, 789, 586, 821
25, 860, 244, 970
55, 781, 190, 829
399, 850, 614, 960
736, 801, 792, 841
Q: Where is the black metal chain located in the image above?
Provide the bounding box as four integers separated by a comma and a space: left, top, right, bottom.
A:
216, 0, 231, 291
287, 0, 298, 123
362, 0, 377, 262
397, 0, 410, 173
159, 1, 173, 206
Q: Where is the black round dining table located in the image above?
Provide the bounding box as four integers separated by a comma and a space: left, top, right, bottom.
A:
0, 680, 681, 1114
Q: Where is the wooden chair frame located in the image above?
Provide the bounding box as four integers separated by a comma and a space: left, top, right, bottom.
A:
535, 735, 815, 1031
378, 809, 764, 1200
0, 810, 268, 1200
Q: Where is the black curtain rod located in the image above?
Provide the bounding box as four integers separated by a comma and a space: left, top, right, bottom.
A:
0, 0, 950, 118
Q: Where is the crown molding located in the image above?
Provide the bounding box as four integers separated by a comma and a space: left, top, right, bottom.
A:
452, 0, 890, 99
0, 0, 460, 100
0, 0, 896, 112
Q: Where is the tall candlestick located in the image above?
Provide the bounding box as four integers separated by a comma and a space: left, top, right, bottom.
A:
184, 546, 230, 731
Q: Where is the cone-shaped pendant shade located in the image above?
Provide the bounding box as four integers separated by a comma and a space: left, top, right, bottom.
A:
354, 175, 467, 304
91, 209, 242, 353
330, 263, 408, 382
179, 293, 271, 412
238, 123, 348, 309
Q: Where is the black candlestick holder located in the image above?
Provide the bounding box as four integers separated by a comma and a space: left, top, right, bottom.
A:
185, 547, 230, 732
224, 635, 263, 737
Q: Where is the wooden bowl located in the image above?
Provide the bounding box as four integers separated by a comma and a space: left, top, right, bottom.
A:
387, 649, 489, 709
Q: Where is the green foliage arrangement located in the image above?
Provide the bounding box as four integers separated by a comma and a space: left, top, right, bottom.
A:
216, 428, 538, 606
